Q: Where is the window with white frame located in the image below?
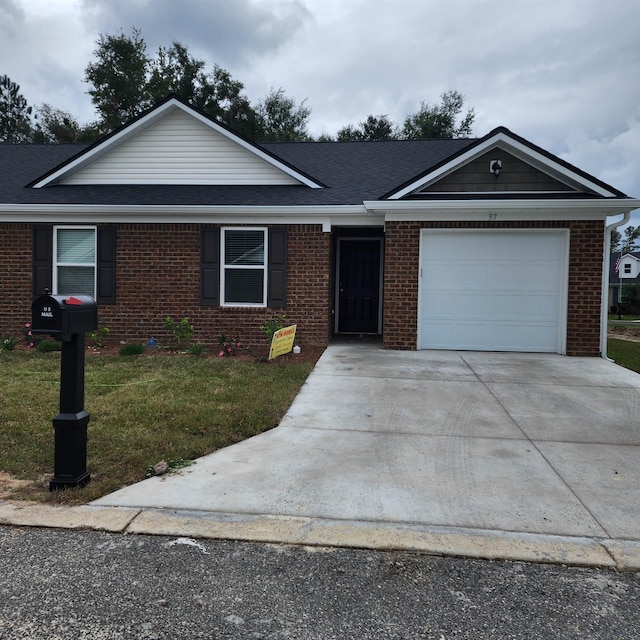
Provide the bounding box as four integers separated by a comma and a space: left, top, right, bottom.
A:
221, 227, 267, 306
54, 226, 97, 296
624, 263, 632, 274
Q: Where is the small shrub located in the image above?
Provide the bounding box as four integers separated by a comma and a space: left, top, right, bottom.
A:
163, 317, 194, 350
260, 314, 286, 344
36, 340, 62, 353
2, 337, 18, 350
91, 324, 110, 348
188, 343, 204, 356
119, 343, 145, 356
218, 334, 241, 357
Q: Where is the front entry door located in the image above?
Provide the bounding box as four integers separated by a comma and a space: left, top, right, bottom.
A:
337, 239, 382, 334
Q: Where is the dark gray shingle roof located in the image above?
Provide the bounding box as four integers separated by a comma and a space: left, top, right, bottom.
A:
0, 139, 473, 207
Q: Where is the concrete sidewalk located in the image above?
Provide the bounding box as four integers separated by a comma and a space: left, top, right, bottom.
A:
2, 344, 640, 569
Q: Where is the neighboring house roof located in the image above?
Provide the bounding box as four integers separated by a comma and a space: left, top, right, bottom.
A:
0, 96, 638, 216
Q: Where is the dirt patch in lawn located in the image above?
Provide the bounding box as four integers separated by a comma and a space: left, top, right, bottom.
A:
0, 472, 39, 499
608, 325, 640, 342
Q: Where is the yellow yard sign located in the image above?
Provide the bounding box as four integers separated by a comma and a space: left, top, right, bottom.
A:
268, 324, 297, 360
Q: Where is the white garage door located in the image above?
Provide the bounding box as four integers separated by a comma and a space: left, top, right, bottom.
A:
418, 230, 568, 352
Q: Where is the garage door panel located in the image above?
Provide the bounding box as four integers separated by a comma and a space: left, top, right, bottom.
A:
423, 320, 560, 351
419, 231, 567, 352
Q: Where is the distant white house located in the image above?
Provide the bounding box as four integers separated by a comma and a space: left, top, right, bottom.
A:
609, 251, 640, 309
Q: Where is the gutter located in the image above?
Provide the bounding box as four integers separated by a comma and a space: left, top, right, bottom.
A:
601, 212, 631, 360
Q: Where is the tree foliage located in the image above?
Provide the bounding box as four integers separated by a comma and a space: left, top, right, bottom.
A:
330, 91, 474, 142
1, 27, 474, 146
336, 114, 396, 141
0, 75, 34, 143
611, 226, 640, 254
32, 104, 98, 144
84, 28, 151, 134
255, 88, 310, 141
82, 30, 266, 139
401, 90, 475, 139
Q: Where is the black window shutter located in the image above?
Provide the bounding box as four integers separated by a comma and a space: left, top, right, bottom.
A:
201, 227, 220, 306
97, 226, 117, 304
32, 226, 52, 297
267, 227, 287, 308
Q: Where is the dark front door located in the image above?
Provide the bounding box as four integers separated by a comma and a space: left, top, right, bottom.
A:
337, 239, 382, 334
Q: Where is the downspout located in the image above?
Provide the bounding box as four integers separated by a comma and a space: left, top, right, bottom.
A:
601, 212, 631, 360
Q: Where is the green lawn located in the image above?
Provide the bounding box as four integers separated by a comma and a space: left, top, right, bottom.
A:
607, 338, 640, 374
0, 350, 314, 504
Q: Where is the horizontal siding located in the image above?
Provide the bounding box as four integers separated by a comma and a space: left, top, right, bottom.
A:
421, 150, 574, 193
64, 109, 300, 185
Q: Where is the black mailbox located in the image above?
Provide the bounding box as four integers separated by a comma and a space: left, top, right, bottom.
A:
31, 290, 98, 490
32, 292, 97, 341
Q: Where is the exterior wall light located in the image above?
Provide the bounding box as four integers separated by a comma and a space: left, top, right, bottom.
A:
490, 159, 502, 177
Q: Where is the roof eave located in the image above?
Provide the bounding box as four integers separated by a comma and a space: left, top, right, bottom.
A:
365, 198, 640, 221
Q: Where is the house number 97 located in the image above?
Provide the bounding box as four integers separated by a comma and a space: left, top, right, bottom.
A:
488, 213, 498, 221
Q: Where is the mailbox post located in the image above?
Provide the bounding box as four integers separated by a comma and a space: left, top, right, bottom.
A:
31, 290, 97, 490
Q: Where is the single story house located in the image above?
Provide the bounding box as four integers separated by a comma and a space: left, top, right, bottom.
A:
1, 96, 639, 356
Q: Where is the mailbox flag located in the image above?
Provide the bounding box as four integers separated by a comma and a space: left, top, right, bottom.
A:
65, 296, 83, 305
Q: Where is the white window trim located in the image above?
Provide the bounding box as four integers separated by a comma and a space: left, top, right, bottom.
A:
220, 227, 268, 307
53, 225, 97, 297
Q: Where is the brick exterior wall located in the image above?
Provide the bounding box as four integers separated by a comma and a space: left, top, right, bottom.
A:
0, 219, 605, 356
0, 223, 32, 340
383, 220, 605, 356
0, 222, 332, 351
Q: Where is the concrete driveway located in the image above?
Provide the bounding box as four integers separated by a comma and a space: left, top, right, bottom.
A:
90, 342, 640, 568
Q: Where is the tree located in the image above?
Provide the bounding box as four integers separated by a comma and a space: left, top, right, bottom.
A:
401, 90, 475, 139
255, 88, 310, 141
196, 64, 258, 138
611, 226, 640, 254
611, 229, 621, 253
335, 124, 362, 142
84, 28, 151, 133
32, 104, 98, 144
336, 114, 396, 141
0, 75, 34, 143
147, 42, 206, 105
84, 30, 260, 138
332, 91, 475, 142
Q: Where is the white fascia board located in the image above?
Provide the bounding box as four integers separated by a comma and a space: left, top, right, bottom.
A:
365, 198, 640, 221
32, 99, 323, 189
0, 203, 367, 231
389, 131, 620, 199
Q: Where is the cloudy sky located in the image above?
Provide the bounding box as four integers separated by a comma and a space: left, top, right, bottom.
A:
2, 0, 639, 219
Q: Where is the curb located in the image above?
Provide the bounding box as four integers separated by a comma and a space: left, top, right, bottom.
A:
1, 500, 638, 571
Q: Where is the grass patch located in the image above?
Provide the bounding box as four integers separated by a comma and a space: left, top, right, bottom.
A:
608, 314, 640, 322
0, 350, 314, 504
607, 338, 640, 374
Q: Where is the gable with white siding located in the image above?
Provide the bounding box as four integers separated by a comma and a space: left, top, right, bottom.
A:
61, 107, 301, 186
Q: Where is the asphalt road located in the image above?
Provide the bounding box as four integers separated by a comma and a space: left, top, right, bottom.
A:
0, 527, 638, 639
